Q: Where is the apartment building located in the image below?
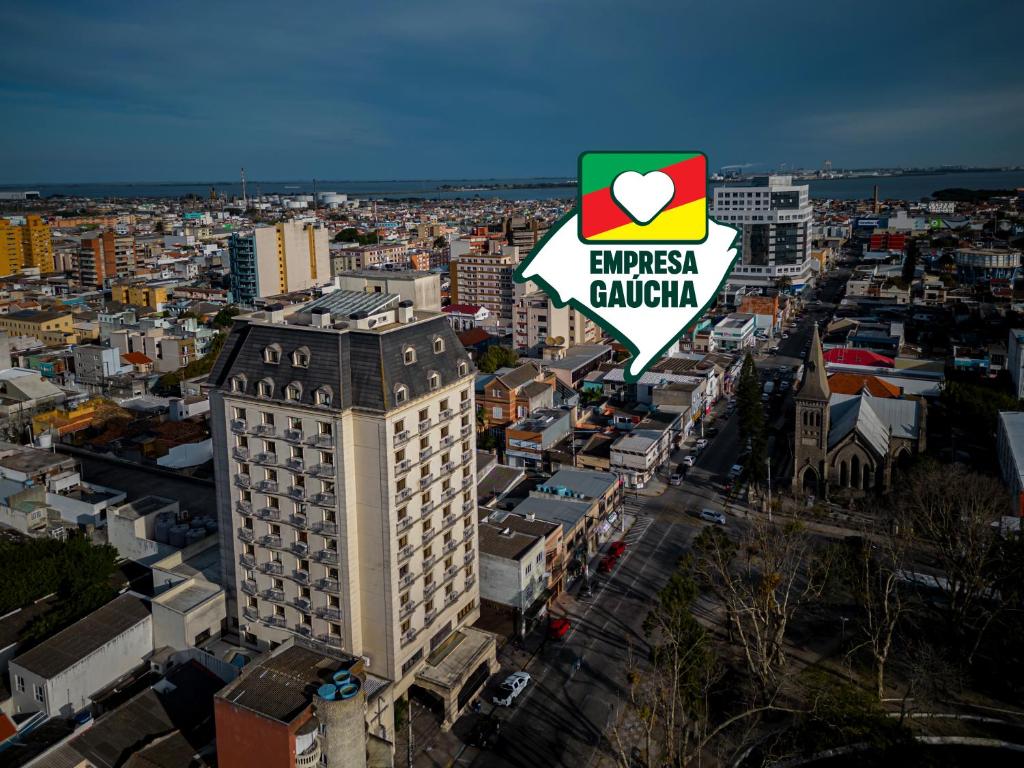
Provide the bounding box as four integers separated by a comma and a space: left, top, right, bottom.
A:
111, 280, 170, 310
330, 242, 409, 273
0, 309, 74, 345
76, 230, 136, 288
229, 219, 330, 304
0, 216, 53, 276
450, 244, 533, 328
513, 290, 599, 354
476, 362, 556, 429
207, 290, 495, 729
504, 216, 548, 254
710, 175, 814, 289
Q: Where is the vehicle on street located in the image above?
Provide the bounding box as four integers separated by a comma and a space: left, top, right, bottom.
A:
467, 715, 502, 748
548, 617, 571, 640
728, 463, 744, 479
492, 671, 531, 707
681, 455, 696, 467
695, 438, 709, 450
599, 554, 617, 573
669, 472, 683, 486
699, 509, 727, 525
781, 332, 789, 339
580, 582, 593, 598
609, 540, 627, 557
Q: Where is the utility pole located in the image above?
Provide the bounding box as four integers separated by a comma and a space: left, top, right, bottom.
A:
407, 694, 413, 768
240, 167, 248, 209
766, 455, 773, 522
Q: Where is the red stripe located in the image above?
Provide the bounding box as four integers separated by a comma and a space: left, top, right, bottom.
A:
581, 155, 706, 238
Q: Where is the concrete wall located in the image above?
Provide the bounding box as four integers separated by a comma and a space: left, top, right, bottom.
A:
9, 614, 152, 717
152, 585, 226, 651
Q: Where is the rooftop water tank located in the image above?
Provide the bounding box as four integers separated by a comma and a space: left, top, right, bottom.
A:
168, 524, 189, 548
154, 518, 173, 545
185, 528, 206, 545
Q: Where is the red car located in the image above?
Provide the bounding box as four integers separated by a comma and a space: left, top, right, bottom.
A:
548, 617, 571, 640
608, 541, 627, 558
599, 555, 617, 573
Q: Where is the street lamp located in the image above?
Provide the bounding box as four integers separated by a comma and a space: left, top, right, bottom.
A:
766, 455, 772, 523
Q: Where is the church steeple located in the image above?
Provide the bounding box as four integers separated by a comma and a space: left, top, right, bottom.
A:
799, 324, 830, 402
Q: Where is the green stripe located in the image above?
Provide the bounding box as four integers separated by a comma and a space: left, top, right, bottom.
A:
580, 152, 698, 196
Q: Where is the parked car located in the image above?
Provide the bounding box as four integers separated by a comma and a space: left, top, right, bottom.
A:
669, 472, 684, 486
681, 455, 696, 467
548, 617, 571, 640
695, 438, 709, 450
729, 463, 744, 479
609, 540, 627, 557
705, 426, 719, 438
699, 509, 727, 525
467, 715, 502, 748
599, 555, 617, 573
492, 672, 531, 707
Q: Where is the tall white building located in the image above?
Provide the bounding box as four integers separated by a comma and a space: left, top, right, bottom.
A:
710, 175, 815, 290
207, 290, 495, 729
229, 219, 331, 305
513, 290, 600, 355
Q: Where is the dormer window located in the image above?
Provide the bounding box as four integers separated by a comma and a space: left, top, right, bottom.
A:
231, 375, 247, 393
403, 346, 416, 365
433, 337, 444, 354
457, 361, 468, 377
263, 344, 281, 364
292, 347, 310, 368
428, 372, 440, 391
395, 385, 408, 404
257, 379, 274, 398
315, 387, 333, 407
285, 382, 302, 402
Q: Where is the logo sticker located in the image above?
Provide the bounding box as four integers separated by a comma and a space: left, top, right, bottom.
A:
515, 151, 739, 381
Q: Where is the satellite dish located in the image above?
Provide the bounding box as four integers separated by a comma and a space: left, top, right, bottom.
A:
555, 336, 565, 345
545, 336, 558, 346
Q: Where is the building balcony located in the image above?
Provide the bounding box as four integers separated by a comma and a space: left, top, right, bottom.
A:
439, 408, 453, 421
318, 634, 343, 648
316, 605, 342, 621
397, 515, 414, 534
285, 456, 305, 472
418, 418, 432, 433
287, 486, 306, 502
311, 492, 336, 508
423, 554, 437, 570
293, 597, 312, 614
234, 473, 251, 489
440, 461, 455, 474
396, 488, 412, 504
399, 572, 416, 590
441, 487, 457, 502
290, 569, 310, 586
419, 447, 433, 463
461, 425, 472, 438
313, 520, 338, 535
422, 528, 437, 545
253, 423, 276, 437
400, 600, 418, 619
232, 446, 250, 461
305, 433, 334, 449
402, 628, 419, 646
461, 476, 472, 490
291, 541, 310, 558
264, 614, 287, 628
394, 429, 411, 446
241, 578, 257, 595
255, 479, 278, 494
421, 501, 435, 517
258, 507, 280, 522
230, 419, 247, 434
462, 500, 474, 514
235, 500, 253, 517
395, 458, 412, 475
239, 553, 256, 569
260, 533, 284, 549
262, 561, 284, 575
283, 428, 303, 443
440, 435, 454, 449
295, 623, 314, 639
263, 588, 285, 603
310, 463, 335, 479
316, 549, 339, 565
316, 578, 339, 592
419, 474, 434, 490
442, 513, 456, 529
460, 399, 471, 413
424, 581, 438, 598
253, 452, 278, 466
424, 607, 438, 624
463, 549, 475, 564
237, 527, 255, 543
289, 512, 308, 529
444, 564, 458, 581
465, 574, 476, 590
398, 544, 414, 562
243, 606, 259, 622
444, 590, 460, 606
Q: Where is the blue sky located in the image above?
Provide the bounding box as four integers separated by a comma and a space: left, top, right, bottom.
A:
1, 0, 1022, 182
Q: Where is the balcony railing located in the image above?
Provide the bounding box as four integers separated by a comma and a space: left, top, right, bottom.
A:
439, 408, 453, 421
440, 461, 455, 474
318, 633, 343, 648
236, 500, 253, 516
423, 554, 437, 570
397, 516, 414, 533
442, 514, 456, 529
311, 492, 336, 508
285, 457, 304, 472
237, 527, 255, 543
239, 553, 256, 568
234, 474, 251, 489
444, 590, 460, 605
418, 418, 432, 433
316, 577, 339, 592
463, 500, 474, 514
465, 574, 476, 590
461, 476, 472, 490
306, 433, 334, 449
444, 564, 459, 580
231, 419, 247, 434
401, 628, 418, 646
258, 507, 280, 521
421, 501, 435, 517
264, 614, 287, 628
440, 435, 454, 449
310, 463, 335, 478
396, 488, 412, 504
293, 597, 312, 614
289, 512, 308, 529
283, 428, 303, 443
232, 446, 250, 461
463, 526, 474, 542
425, 607, 437, 624
441, 487, 457, 502
424, 581, 438, 598
295, 623, 313, 638
422, 528, 437, 545
419, 447, 433, 463
394, 429, 411, 446
316, 550, 339, 565
313, 520, 338, 535
255, 479, 278, 494
461, 452, 472, 466
287, 486, 306, 501
400, 600, 418, 619
464, 549, 475, 564
241, 578, 257, 595
243, 606, 259, 622
398, 544, 414, 561
291, 541, 310, 557
460, 399, 471, 412
461, 425, 472, 438
263, 588, 285, 603
395, 458, 412, 475
254, 423, 276, 437
253, 452, 278, 466
291, 569, 310, 585
419, 474, 434, 489
317, 606, 342, 621
262, 561, 284, 575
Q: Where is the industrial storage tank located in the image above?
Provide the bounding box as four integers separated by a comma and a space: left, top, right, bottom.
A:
315, 667, 366, 768
168, 523, 189, 548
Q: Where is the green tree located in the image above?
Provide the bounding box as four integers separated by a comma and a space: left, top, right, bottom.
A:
477, 345, 519, 374
213, 305, 241, 328
735, 353, 767, 484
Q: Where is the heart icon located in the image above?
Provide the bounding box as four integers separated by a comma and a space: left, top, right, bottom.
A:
611, 170, 675, 225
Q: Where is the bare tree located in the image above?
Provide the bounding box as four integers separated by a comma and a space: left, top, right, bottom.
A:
895, 461, 1009, 663
694, 516, 829, 695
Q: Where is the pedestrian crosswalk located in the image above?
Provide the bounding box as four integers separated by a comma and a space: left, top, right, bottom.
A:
622, 496, 649, 518
623, 515, 652, 546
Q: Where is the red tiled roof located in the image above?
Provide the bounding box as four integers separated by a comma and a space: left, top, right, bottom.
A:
121, 351, 153, 365
827, 373, 901, 398
444, 304, 484, 314
0, 713, 15, 743
822, 348, 894, 368
457, 328, 492, 346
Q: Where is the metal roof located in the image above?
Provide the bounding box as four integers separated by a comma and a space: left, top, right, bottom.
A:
303, 289, 398, 318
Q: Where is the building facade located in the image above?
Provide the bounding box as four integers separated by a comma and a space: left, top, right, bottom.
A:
710, 176, 814, 289
207, 291, 493, 724
450, 245, 530, 328
76, 230, 136, 288
229, 219, 330, 304
512, 290, 599, 355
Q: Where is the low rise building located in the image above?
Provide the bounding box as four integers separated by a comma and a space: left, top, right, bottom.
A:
504, 407, 572, 469
997, 411, 1024, 517
710, 313, 756, 351
477, 520, 547, 637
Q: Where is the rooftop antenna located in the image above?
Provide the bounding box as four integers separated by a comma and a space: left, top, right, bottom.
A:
312, 178, 318, 211
241, 167, 248, 208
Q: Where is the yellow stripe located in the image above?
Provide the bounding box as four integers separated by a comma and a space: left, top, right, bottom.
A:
588, 198, 707, 242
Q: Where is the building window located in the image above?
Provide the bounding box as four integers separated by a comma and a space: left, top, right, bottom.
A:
433, 337, 445, 354
285, 383, 301, 401
292, 347, 310, 368
34, 685, 44, 704
315, 387, 333, 406
428, 373, 440, 391
403, 346, 416, 365
14, 675, 24, 693
258, 379, 273, 398
395, 385, 408, 404
458, 361, 468, 376
231, 376, 246, 393
263, 345, 281, 364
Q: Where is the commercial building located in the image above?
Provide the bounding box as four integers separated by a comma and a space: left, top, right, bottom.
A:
8, 594, 152, 718
330, 242, 409, 272
477, 521, 547, 637
77, 230, 136, 287
954, 248, 1021, 284
710, 176, 814, 289
229, 219, 330, 304
512, 290, 599, 355
450, 244, 532, 328
504, 407, 573, 469
710, 313, 756, 351
207, 290, 495, 731
610, 411, 683, 487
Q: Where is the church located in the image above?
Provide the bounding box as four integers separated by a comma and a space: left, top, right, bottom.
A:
792, 326, 926, 497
